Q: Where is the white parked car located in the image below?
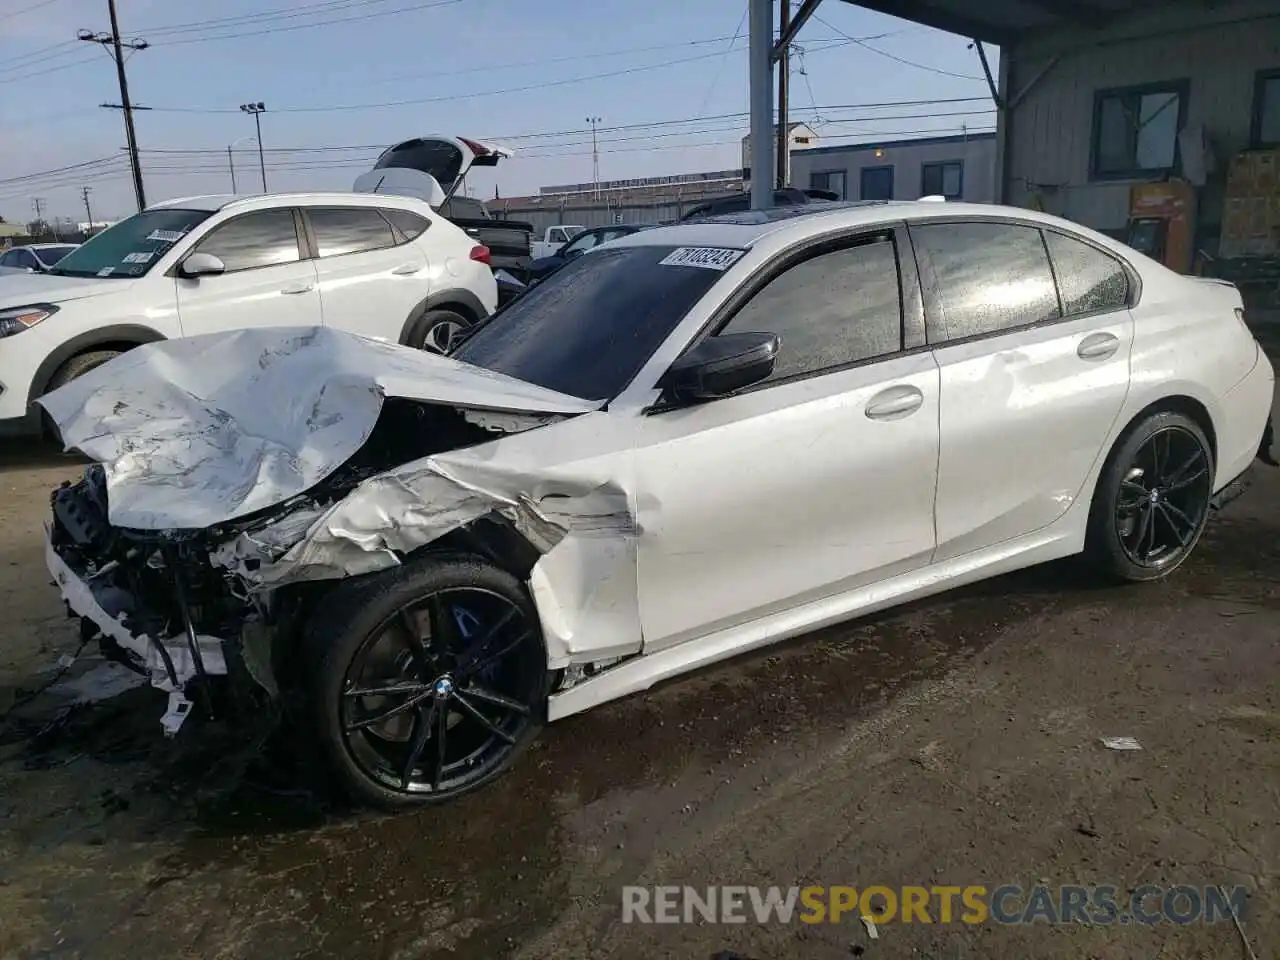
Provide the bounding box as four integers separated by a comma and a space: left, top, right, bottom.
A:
0, 243, 79, 275
0, 192, 497, 436
41, 200, 1274, 809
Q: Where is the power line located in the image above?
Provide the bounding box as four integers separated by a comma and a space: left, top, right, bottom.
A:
136, 0, 411, 37
0, 155, 123, 186
152, 0, 464, 46
0, 0, 65, 22
812, 14, 983, 81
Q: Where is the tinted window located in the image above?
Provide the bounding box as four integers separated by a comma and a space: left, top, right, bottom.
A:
308, 207, 398, 258
563, 230, 604, 255
1044, 231, 1129, 315
922, 161, 962, 198
912, 221, 1061, 342
453, 245, 726, 401
861, 167, 894, 201
382, 208, 429, 241
0, 252, 15, 267
811, 170, 847, 199
1256, 72, 1280, 146
439, 197, 488, 220
195, 209, 301, 272
50, 208, 212, 279
16, 251, 39, 269
719, 238, 902, 382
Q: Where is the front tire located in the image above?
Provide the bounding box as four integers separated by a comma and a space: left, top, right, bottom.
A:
304, 552, 548, 810
409, 309, 472, 356
1085, 411, 1215, 582
47, 349, 121, 391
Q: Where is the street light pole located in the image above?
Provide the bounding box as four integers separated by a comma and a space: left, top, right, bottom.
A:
239, 101, 267, 191
586, 115, 601, 201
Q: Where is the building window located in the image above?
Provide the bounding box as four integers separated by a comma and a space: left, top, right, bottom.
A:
860, 165, 894, 201
810, 170, 847, 199
921, 161, 963, 199
1091, 82, 1187, 179
1253, 69, 1280, 148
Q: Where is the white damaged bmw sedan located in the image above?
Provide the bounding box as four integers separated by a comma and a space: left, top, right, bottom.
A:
40, 200, 1275, 809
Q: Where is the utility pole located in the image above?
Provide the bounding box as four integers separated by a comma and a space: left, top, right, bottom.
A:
586, 115, 601, 201
32, 197, 47, 236
78, 1, 148, 212
775, 0, 790, 189
81, 187, 94, 233
227, 146, 237, 193
240, 102, 268, 192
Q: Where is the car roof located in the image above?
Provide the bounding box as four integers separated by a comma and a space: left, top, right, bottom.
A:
608, 200, 1124, 253
25, 242, 77, 250
146, 191, 435, 214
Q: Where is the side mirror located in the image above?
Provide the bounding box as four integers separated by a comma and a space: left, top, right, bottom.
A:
179, 252, 226, 278
660, 331, 779, 403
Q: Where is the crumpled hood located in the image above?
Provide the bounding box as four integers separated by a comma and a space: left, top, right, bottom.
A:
0, 272, 135, 305
37, 325, 601, 530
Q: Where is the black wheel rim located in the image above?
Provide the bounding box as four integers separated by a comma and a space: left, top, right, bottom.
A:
340, 587, 542, 797
1115, 425, 1212, 569
422, 318, 466, 355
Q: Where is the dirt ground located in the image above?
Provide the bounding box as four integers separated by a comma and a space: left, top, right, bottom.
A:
0, 385, 1277, 960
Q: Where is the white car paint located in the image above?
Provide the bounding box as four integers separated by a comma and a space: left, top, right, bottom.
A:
41, 201, 1275, 729
531, 225, 585, 259
0, 191, 496, 434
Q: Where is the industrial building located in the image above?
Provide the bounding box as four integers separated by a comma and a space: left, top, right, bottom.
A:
745, 0, 1280, 304
492, 127, 997, 231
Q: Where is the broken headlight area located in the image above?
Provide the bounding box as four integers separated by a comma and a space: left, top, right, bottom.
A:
45, 398, 526, 736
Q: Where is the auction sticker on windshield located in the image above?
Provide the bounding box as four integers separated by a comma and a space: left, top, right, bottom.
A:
658, 247, 745, 270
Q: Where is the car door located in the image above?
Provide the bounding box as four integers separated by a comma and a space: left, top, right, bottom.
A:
910, 219, 1135, 562
632, 229, 941, 652
175, 207, 321, 336
304, 205, 429, 341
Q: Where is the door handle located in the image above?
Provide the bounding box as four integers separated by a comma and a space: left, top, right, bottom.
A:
1077, 332, 1120, 360
280, 283, 313, 295
865, 384, 925, 420
391, 263, 421, 275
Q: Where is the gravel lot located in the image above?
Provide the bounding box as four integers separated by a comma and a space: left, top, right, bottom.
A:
0, 381, 1275, 960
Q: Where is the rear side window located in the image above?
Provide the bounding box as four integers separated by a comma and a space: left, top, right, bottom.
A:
719, 236, 903, 383
194, 209, 302, 273
911, 221, 1061, 343
307, 207, 398, 258
382, 208, 430, 241
1044, 231, 1129, 316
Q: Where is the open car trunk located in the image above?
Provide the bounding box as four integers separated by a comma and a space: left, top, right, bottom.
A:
354, 135, 534, 282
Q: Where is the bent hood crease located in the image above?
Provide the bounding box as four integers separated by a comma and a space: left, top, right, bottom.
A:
37, 325, 601, 530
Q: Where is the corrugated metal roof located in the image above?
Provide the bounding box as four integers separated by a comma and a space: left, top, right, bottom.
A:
839, 0, 1166, 45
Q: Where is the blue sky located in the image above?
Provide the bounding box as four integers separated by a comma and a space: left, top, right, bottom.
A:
0, 0, 998, 222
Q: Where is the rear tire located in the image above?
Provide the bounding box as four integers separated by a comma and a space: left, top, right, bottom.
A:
303, 552, 549, 810
46, 349, 121, 392
1085, 411, 1214, 582
408, 309, 473, 356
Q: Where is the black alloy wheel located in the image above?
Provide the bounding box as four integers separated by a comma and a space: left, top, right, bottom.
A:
1087, 411, 1215, 582
307, 554, 547, 809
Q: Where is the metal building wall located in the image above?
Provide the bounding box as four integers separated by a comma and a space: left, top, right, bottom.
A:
1002, 0, 1280, 233
788, 134, 998, 202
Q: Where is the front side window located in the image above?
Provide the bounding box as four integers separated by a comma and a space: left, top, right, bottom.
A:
1093, 84, 1184, 177
307, 207, 398, 258
718, 236, 903, 383
1253, 69, 1280, 148
453, 245, 728, 401
0, 251, 16, 267
562, 231, 603, 256
861, 166, 894, 201
922, 161, 963, 199
911, 221, 1061, 343
1044, 231, 1130, 316
50, 208, 212, 278
193, 209, 302, 272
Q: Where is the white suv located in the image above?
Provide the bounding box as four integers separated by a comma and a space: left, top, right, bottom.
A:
0, 191, 497, 436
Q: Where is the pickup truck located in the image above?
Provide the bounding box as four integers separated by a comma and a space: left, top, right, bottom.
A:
530, 224, 584, 259
355, 136, 535, 291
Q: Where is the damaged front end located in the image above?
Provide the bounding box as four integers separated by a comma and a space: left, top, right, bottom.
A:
38, 327, 637, 738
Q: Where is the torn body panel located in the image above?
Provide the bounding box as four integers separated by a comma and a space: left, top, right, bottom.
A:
39, 333, 646, 729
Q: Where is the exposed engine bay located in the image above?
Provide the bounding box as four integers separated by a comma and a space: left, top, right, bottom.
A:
46, 398, 572, 733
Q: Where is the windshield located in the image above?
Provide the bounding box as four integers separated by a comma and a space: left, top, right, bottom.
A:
453, 244, 732, 401
34, 245, 76, 267
50, 208, 212, 278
